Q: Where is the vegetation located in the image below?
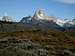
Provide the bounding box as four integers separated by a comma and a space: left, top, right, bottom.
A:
0, 29, 75, 56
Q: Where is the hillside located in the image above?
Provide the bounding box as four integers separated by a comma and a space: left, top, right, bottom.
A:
0, 29, 75, 56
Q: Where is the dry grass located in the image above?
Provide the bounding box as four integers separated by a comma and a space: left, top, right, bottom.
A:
0, 29, 75, 56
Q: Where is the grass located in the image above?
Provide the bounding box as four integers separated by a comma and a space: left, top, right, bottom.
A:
0, 29, 75, 56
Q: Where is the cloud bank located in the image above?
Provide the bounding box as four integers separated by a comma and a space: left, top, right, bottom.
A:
55, 0, 75, 4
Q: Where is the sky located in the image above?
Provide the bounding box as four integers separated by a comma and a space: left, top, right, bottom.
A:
0, 0, 75, 21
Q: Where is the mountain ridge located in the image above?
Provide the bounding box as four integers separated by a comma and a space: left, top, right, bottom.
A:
0, 9, 75, 32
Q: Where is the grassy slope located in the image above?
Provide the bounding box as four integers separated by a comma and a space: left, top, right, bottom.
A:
0, 29, 75, 56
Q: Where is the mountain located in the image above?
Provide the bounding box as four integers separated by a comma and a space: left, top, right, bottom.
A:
20, 9, 64, 31
20, 9, 75, 31
0, 9, 74, 32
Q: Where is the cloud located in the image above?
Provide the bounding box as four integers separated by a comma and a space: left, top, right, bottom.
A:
55, 0, 75, 4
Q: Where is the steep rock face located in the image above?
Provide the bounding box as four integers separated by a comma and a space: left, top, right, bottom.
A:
33, 9, 56, 22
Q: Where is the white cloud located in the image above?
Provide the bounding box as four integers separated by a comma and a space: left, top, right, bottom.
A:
55, 0, 75, 4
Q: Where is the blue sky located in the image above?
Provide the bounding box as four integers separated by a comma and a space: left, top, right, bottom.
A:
0, 0, 75, 21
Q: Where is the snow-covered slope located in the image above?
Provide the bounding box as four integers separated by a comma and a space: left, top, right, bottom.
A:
0, 17, 2, 20
56, 19, 66, 27
56, 19, 75, 27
